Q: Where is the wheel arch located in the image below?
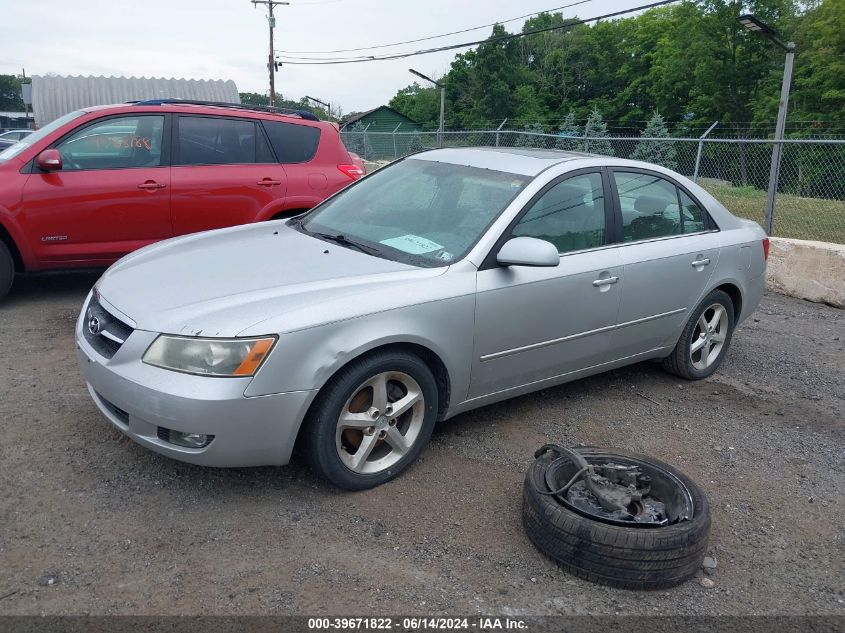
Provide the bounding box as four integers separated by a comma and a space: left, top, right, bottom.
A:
289, 340, 453, 463
304, 340, 452, 422
270, 208, 309, 220
712, 281, 743, 322
255, 195, 320, 222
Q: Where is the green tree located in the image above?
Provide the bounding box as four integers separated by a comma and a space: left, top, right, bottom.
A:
389, 82, 441, 129
515, 122, 546, 148
779, 0, 845, 125
239, 92, 270, 106
0, 75, 25, 111
386, 0, 835, 141
238, 92, 328, 119
555, 112, 582, 150
512, 85, 547, 128
631, 111, 678, 169
583, 108, 614, 156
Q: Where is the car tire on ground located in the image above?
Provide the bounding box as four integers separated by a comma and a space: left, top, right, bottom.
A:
0, 240, 15, 301
662, 289, 735, 380
303, 349, 439, 490
523, 447, 711, 590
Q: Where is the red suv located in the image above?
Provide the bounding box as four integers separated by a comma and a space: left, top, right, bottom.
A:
0, 100, 365, 299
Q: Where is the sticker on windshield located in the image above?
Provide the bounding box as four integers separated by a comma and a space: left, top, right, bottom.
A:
380, 234, 444, 255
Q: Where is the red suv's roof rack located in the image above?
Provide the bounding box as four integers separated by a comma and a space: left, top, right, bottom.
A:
128, 99, 320, 121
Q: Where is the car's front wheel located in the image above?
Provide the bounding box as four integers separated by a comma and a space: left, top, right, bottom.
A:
304, 350, 439, 490
662, 289, 735, 380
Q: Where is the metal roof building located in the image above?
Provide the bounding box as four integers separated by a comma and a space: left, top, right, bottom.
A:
30, 75, 239, 128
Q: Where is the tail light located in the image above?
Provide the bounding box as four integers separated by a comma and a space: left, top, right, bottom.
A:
338, 164, 364, 180
762, 237, 770, 261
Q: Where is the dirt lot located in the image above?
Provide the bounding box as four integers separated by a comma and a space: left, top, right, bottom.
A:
0, 272, 843, 617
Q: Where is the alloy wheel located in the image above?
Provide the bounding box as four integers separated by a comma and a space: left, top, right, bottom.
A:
690, 303, 728, 370
335, 371, 425, 475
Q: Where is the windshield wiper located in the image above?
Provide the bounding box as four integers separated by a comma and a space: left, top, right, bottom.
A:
309, 231, 383, 256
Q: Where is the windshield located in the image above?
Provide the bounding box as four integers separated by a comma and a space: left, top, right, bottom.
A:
299, 158, 529, 267
0, 110, 86, 161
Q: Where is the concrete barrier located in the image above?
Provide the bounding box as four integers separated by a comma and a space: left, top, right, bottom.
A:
766, 237, 845, 308
363, 160, 390, 173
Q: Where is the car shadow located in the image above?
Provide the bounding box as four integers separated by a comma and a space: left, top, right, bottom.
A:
3, 270, 102, 307
431, 360, 669, 439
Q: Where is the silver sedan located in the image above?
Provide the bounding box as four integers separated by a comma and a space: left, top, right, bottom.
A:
76, 148, 768, 489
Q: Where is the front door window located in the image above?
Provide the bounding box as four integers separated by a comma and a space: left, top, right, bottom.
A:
512, 172, 606, 253
57, 116, 165, 171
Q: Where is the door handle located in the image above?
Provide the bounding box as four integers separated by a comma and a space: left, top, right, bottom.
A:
257, 178, 282, 186
691, 258, 711, 267
137, 181, 166, 190
592, 276, 619, 287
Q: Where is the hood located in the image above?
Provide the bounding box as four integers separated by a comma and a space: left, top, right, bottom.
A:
97, 222, 445, 337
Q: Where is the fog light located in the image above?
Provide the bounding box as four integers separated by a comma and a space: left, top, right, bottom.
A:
158, 427, 214, 448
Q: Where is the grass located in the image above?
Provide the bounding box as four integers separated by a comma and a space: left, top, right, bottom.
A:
701, 183, 845, 244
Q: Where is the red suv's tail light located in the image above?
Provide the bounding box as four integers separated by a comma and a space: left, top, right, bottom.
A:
338, 164, 365, 180
762, 237, 770, 261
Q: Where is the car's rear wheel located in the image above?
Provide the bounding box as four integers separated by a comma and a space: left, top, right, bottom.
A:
304, 350, 438, 490
0, 240, 14, 301
662, 289, 735, 380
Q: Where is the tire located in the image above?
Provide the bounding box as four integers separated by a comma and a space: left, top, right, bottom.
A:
522, 447, 711, 590
0, 240, 14, 301
304, 350, 439, 490
661, 289, 735, 380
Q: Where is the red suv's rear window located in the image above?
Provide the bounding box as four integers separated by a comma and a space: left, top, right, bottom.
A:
261, 120, 320, 163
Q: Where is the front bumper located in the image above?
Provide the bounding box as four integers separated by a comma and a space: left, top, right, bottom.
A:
75, 302, 317, 467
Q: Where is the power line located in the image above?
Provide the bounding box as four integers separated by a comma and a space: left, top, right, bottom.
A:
274, 0, 679, 65
275, 0, 596, 55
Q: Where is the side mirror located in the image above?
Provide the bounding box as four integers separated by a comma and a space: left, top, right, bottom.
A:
496, 237, 560, 267
36, 149, 62, 172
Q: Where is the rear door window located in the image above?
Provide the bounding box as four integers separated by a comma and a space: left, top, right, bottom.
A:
176, 116, 259, 165
261, 120, 320, 163
679, 190, 707, 233
614, 172, 683, 241
614, 171, 711, 241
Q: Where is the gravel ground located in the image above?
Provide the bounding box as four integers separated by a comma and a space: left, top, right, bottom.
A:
0, 272, 843, 616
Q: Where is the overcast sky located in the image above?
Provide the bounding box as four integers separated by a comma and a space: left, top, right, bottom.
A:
3, 0, 638, 115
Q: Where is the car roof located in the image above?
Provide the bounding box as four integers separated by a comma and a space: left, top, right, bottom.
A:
412, 147, 599, 176
78, 101, 328, 127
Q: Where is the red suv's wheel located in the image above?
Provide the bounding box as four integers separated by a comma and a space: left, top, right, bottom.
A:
0, 241, 14, 300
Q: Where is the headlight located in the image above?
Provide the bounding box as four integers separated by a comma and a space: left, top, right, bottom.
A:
142, 335, 276, 377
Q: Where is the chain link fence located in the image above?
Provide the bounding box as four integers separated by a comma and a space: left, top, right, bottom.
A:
341, 128, 845, 244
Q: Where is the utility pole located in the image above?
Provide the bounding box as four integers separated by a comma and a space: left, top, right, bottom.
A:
252, 0, 289, 107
